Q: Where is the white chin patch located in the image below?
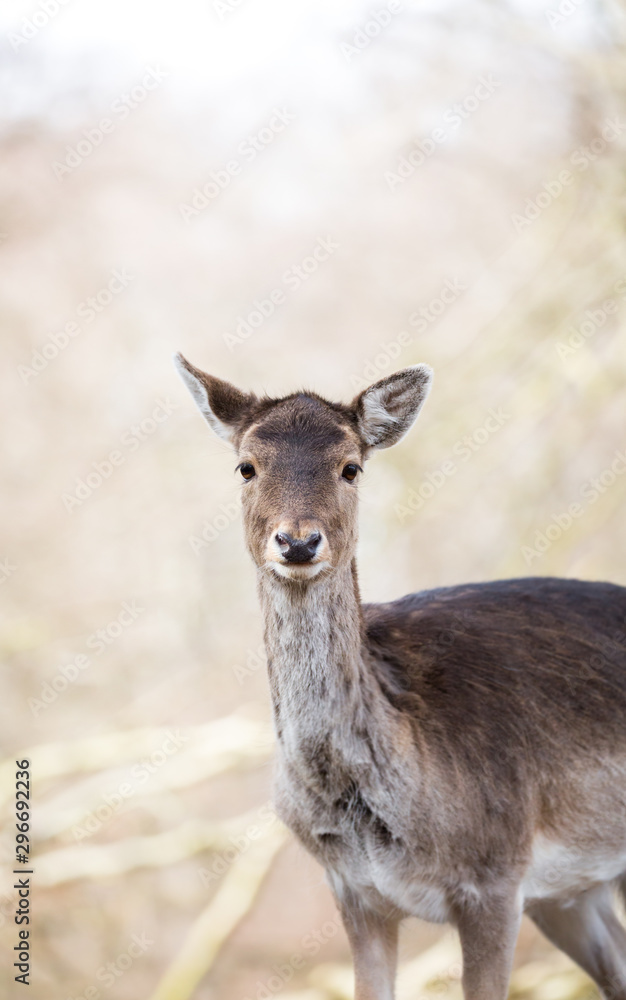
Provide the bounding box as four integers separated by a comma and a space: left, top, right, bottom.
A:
268, 561, 329, 580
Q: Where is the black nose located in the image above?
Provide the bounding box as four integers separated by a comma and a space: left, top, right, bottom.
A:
275, 531, 322, 564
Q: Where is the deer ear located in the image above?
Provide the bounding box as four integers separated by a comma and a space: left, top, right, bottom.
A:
352, 365, 433, 450
173, 353, 256, 445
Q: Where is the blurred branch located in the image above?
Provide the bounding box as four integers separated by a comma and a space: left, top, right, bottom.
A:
0, 711, 273, 814
35, 808, 284, 886
280, 993, 327, 1000
146, 825, 288, 1000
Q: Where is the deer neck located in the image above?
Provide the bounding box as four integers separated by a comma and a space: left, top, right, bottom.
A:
258, 559, 372, 737
257, 560, 417, 834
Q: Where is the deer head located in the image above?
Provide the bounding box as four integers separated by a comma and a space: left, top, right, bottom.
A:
174, 354, 432, 583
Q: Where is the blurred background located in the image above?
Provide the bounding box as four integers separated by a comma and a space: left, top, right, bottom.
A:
1, 0, 626, 997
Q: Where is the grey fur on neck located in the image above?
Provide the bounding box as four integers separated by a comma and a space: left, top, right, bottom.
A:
258, 560, 419, 844
258, 559, 365, 725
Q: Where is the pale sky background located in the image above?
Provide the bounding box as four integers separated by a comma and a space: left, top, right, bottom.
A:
0, 0, 609, 132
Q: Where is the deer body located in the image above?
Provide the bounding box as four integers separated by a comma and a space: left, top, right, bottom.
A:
176, 354, 626, 1000
265, 565, 626, 921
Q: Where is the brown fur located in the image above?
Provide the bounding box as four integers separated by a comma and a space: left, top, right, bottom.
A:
175, 353, 626, 1000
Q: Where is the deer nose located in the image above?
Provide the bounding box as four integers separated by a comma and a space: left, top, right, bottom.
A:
275, 531, 322, 564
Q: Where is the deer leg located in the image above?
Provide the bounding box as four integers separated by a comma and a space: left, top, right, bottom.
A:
339, 900, 399, 1000
453, 887, 522, 1000
527, 886, 626, 1000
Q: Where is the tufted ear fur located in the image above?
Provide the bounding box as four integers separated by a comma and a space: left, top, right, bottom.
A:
173, 353, 257, 446
351, 365, 433, 450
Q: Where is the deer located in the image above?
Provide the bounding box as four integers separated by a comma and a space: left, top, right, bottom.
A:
174, 353, 626, 1000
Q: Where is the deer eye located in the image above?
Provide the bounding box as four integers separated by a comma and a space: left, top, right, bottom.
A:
342, 463, 360, 482
239, 463, 256, 481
